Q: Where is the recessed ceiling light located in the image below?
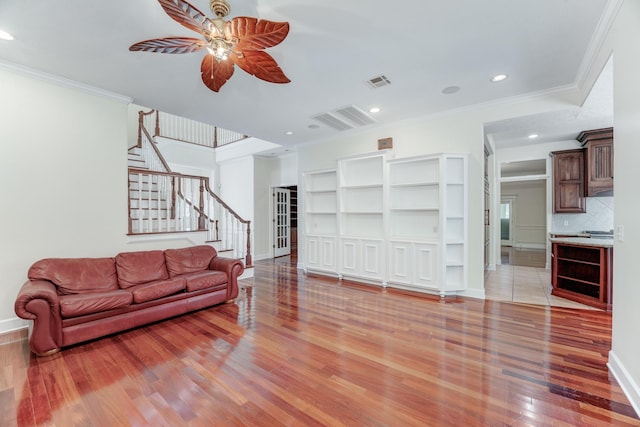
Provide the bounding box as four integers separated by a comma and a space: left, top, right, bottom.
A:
284, 131, 293, 135
528, 134, 539, 139
442, 86, 460, 94
369, 107, 381, 113
491, 74, 508, 82
0, 30, 15, 41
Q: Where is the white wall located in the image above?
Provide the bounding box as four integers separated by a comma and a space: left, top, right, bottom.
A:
254, 156, 280, 260
279, 152, 298, 186
0, 67, 200, 332
608, 0, 640, 415
155, 137, 217, 185
501, 180, 546, 249
218, 156, 254, 262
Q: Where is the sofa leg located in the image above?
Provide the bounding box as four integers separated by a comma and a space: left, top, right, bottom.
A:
36, 347, 60, 357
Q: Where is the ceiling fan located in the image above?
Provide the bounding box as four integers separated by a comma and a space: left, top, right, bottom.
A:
130, 0, 290, 92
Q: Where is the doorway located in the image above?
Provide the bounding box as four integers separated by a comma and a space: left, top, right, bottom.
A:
500, 197, 515, 246
272, 185, 298, 258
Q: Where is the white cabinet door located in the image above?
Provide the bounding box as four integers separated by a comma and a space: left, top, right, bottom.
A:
389, 241, 413, 285
414, 242, 439, 290
388, 241, 439, 290
340, 238, 360, 276
360, 239, 383, 280
340, 238, 383, 281
307, 236, 336, 272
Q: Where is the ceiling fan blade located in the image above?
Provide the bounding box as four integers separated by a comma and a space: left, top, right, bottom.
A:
227, 17, 290, 50
201, 55, 235, 92
158, 0, 213, 35
129, 37, 207, 54
234, 50, 290, 84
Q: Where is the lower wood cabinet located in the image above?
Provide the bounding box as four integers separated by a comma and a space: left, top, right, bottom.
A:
551, 242, 612, 310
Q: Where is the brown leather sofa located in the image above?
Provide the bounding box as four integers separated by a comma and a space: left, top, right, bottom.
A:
15, 245, 244, 356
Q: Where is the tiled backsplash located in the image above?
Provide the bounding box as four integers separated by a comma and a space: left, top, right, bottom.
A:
552, 197, 614, 232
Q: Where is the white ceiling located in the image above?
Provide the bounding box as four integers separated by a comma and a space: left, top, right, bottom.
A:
0, 0, 613, 147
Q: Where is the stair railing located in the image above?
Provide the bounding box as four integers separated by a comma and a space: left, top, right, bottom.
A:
137, 110, 171, 172
129, 111, 252, 266
140, 109, 248, 149
128, 169, 252, 266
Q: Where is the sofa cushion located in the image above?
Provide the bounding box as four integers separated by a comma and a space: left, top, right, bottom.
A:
131, 277, 186, 303
182, 271, 228, 292
59, 290, 132, 318
164, 246, 217, 277
28, 258, 118, 295
116, 250, 169, 289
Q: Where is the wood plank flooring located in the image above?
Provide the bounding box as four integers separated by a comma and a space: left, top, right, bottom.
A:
1, 256, 638, 426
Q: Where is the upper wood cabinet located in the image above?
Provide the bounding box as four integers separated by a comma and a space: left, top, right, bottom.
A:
578, 127, 614, 197
552, 149, 586, 213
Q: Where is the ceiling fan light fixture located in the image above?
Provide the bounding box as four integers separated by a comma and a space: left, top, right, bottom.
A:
129, 0, 290, 92
206, 37, 234, 61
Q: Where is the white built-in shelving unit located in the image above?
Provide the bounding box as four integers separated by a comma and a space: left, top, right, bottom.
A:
338, 152, 387, 282
303, 151, 468, 296
303, 169, 338, 273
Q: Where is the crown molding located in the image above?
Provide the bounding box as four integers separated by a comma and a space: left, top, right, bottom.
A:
0, 59, 133, 104
574, 0, 623, 103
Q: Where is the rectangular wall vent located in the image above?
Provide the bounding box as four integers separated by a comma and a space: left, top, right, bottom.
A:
335, 105, 376, 127
366, 74, 391, 89
311, 113, 354, 131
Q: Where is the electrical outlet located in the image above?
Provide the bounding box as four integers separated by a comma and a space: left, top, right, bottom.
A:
563, 220, 569, 227
617, 225, 624, 241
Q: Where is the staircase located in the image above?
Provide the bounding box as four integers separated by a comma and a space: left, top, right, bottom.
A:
127, 109, 252, 267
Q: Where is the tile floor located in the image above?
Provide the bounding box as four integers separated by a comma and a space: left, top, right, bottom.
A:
485, 248, 600, 310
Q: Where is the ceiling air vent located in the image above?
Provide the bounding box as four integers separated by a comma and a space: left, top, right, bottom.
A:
311, 113, 354, 131
335, 105, 376, 126
366, 74, 391, 89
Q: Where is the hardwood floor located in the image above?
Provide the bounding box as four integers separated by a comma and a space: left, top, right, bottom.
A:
2, 256, 638, 426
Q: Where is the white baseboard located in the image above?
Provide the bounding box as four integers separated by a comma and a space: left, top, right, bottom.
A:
254, 253, 271, 261
239, 268, 254, 280
458, 288, 486, 300
514, 243, 546, 250
0, 317, 29, 335
608, 350, 640, 417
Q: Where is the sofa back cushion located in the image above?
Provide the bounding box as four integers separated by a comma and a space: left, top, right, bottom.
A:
164, 245, 217, 277
28, 258, 118, 295
115, 250, 169, 289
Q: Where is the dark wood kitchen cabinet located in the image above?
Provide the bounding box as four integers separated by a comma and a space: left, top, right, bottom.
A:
552, 149, 586, 213
578, 127, 614, 197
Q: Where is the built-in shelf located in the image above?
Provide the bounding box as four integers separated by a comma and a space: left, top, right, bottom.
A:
551, 242, 612, 310
303, 152, 468, 296
304, 169, 338, 272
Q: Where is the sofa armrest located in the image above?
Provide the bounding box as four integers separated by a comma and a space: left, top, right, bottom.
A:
14, 280, 63, 355
209, 257, 244, 301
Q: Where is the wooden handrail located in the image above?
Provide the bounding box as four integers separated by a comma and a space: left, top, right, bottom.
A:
137, 109, 157, 148
140, 125, 172, 172
203, 179, 250, 225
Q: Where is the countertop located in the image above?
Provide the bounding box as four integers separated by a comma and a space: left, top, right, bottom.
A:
549, 237, 614, 248
549, 232, 590, 238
